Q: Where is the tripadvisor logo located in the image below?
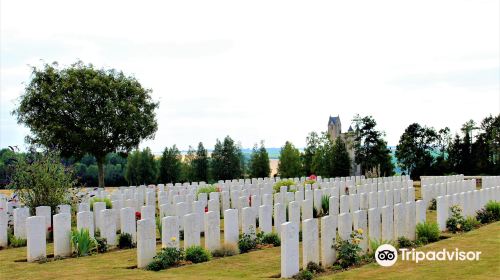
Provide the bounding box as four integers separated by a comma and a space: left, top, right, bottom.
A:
375, 244, 398, 267
375, 244, 482, 267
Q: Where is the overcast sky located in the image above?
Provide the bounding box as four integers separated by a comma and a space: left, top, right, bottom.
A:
1, 0, 499, 154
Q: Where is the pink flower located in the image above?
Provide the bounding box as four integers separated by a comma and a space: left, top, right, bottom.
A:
309, 174, 317, 181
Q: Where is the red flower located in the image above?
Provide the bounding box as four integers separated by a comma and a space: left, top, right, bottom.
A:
47, 226, 53, 232
204, 206, 208, 213
309, 174, 317, 181
135, 211, 141, 220
248, 196, 252, 206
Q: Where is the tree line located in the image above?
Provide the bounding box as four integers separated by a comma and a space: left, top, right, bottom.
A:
396, 115, 500, 180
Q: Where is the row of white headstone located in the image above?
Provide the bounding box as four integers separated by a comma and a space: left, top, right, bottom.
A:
436, 186, 500, 231
482, 176, 500, 189
421, 179, 476, 207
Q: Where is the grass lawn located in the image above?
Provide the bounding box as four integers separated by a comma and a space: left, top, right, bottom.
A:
1, 221, 499, 280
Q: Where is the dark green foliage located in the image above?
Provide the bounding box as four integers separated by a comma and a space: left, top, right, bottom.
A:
185, 246, 211, 263
303, 132, 320, 176
278, 141, 303, 178
395, 123, 438, 180
248, 141, 271, 178
8, 233, 27, 248
259, 232, 281, 247
118, 233, 134, 249
397, 236, 415, 248
463, 217, 480, 231
485, 200, 500, 220
159, 145, 182, 184
333, 229, 363, 268
416, 222, 440, 243
146, 247, 184, 271
125, 148, 158, 185
352, 115, 395, 176
14, 61, 158, 187
306, 261, 324, 273
211, 136, 243, 181
192, 142, 209, 183
320, 195, 329, 216
95, 237, 108, 253
8, 151, 75, 214
238, 231, 258, 253
294, 270, 314, 280
273, 179, 295, 193
312, 134, 351, 178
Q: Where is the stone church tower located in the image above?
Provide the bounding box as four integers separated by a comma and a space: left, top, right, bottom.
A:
327, 115, 360, 176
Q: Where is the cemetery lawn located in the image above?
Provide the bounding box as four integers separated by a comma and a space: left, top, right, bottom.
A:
1, 222, 499, 280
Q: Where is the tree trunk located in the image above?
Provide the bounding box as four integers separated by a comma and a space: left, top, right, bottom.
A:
97, 157, 105, 188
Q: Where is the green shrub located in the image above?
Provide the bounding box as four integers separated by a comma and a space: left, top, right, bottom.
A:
196, 185, 218, 197
485, 200, 500, 220
185, 245, 211, 263
146, 247, 184, 271
462, 217, 480, 231
238, 231, 258, 253
8, 234, 27, 248
476, 208, 496, 224
416, 222, 440, 243
118, 233, 134, 249
397, 236, 415, 248
71, 228, 96, 257
273, 179, 296, 193
333, 229, 363, 268
7, 151, 76, 214
212, 243, 239, 257
368, 238, 394, 258
446, 205, 467, 233
95, 236, 108, 253
156, 216, 162, 240
306, 261, 324, 273
90, 198, 112, 210
259, 232, 281, 247
294, 270, 314, 280
428, 198, 437, 210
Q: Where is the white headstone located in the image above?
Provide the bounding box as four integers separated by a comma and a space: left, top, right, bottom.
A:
281, 222, 299, 278
224, 209, 239, 246
338, 213, 352, 240
204, 211, 220, 252
120, 207, 136, 242
242, 207, 256, 236
381, 205, 394, 241
162, 216, 179, 248
53, 213, 71, 257
14, 207, 29, 239
26, 216, 46, 262
320, 215, 336, 267
77, 211, 94, 237
137, 219, 156, 268
274, 203, 286, 235
368, 207, 381, 243
183, 213, 200, 249
101, 209, 117, 246
35, 206, 51, 232
0, 209, 8, 248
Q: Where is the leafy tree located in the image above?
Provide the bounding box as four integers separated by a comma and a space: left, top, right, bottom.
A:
312, 133, 334, 177
8, 151, 77, 214
139, 148, 158, 184
211, 136, 243, 181
125, 150, 141, 185
192, 142, 209, 182
159, 145, 182, 184
277, 141, 302, 178
303, 132, 320, 176
14, 61, 158, 187
249, 141, 271, 178
180, 146, 195, 183
352, 115, 394, 176
332, 137, 351, 177
395, 123, 438, 179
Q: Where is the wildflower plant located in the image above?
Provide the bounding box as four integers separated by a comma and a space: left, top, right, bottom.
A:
333, 228, 363, 268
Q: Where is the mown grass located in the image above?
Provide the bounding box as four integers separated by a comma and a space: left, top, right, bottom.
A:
1, 221, 499, 279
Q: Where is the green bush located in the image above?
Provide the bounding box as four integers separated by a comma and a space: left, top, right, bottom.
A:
7, 151, 76, 214
185, 245, 211, 263
95, 236, 108, 253
446, 205, 467, 233
368, 238, 394, 258
156, 216, 162, 240
416, 222, 440, 243
476, 208, 496, 224
259, 232, 281, 247
320, 195, 329, 216
294, 270, 314, 280
146, 247, 184, 271
90, 198, 112, 210
238, 231, 258, 253
212, 243, 239, 257
196, 185, 218, 197
485, 200, 500, 220
397, 236, 415, 248
462, 217, 480, 231
273, 179, 296, 193
71, 228, 96, 257
118, 233, 134, 249
8, 233, 27, 248
333, 229, 363, 268
306, 261, 324, 273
